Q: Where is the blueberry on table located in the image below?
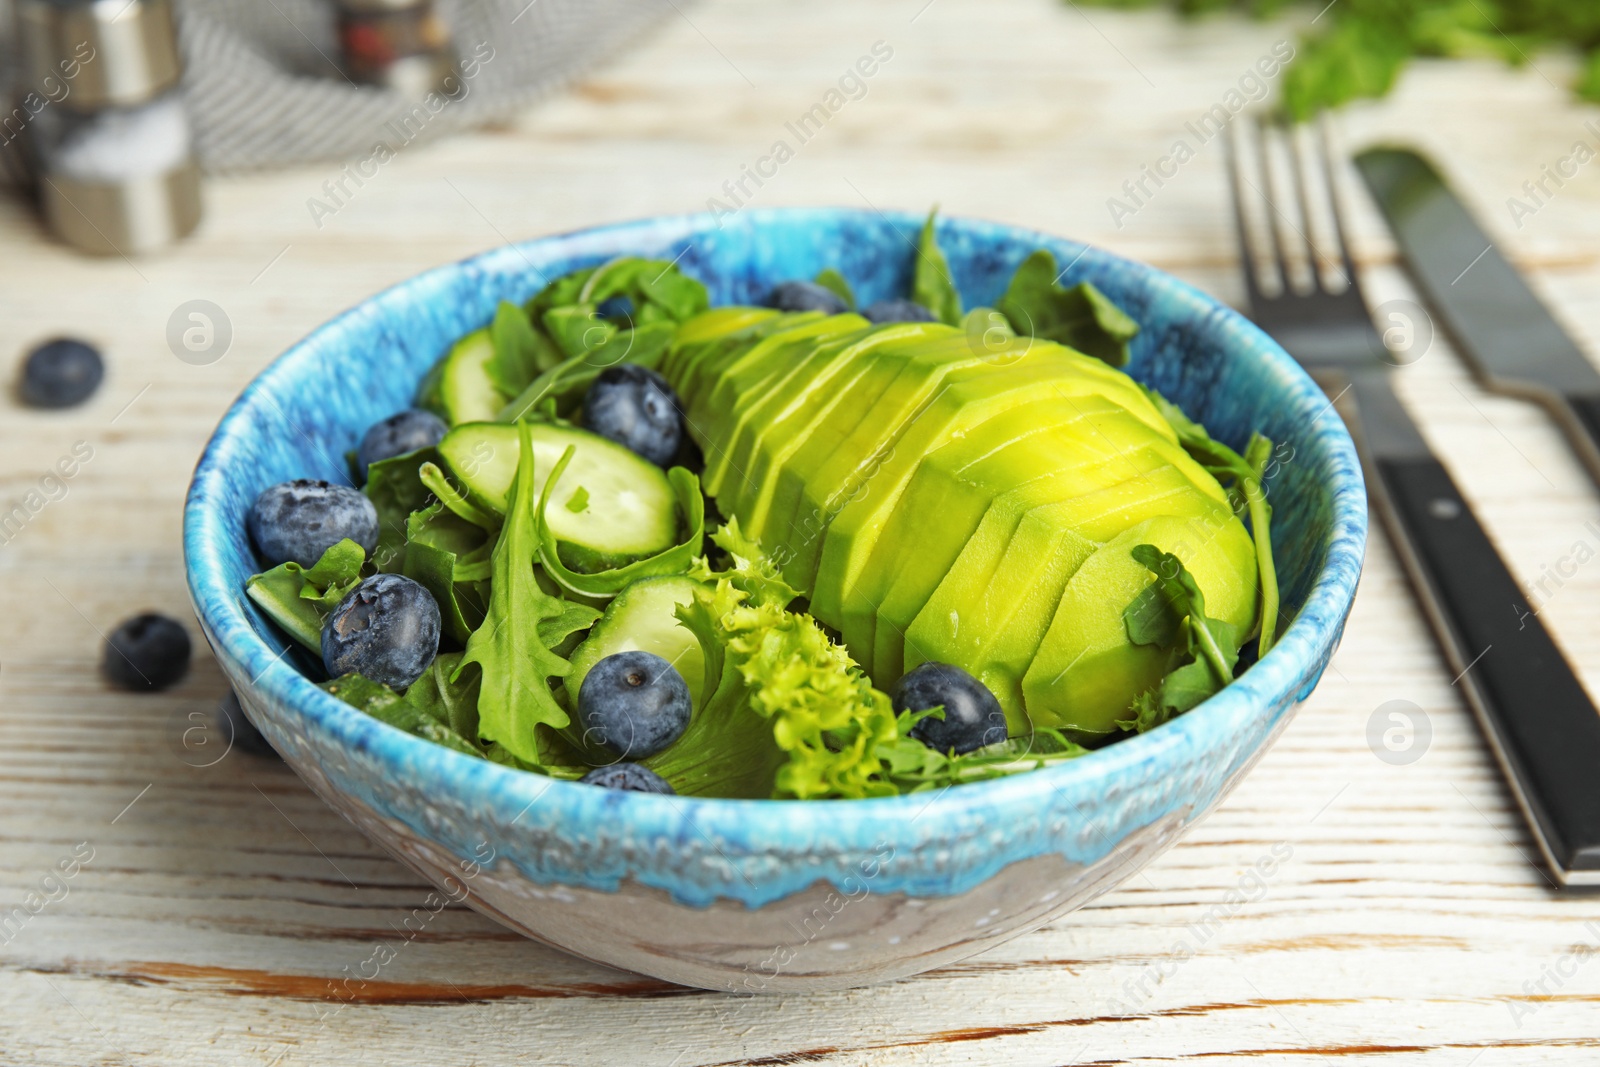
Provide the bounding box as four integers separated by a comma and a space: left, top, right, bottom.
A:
249, 479, 379, 568
577, 650, 692, 760
584, 364, 683, 467
862, 299, 937, 324
321, 574, 441, 690
19, 338, 104, 409
102, 613, 191, 692
895, 661, 1007, 755
219, 689, 279, 758
355, 409, 448, 481
579, 763, 676, 794
765, 280, 848, 316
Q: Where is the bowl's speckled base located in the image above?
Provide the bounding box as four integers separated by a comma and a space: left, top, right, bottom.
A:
188, 209, 1366, 991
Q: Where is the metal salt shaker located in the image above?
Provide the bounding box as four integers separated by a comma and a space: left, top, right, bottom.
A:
11, 0, 201, 255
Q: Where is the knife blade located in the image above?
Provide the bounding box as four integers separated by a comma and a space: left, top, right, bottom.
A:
1355, 147, 1600, 485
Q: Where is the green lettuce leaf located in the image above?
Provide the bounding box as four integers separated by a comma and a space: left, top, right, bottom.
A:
913, 207, 963, 326
403, 501, 494, 644
321, 663, 483, 758
245, 538, 366, 651
813, 267, 855, 310
364, 447, 438, 573
457, 423, 601, 764
997, 250, 1139, 367
487, 299, 560, 398
1119, 544, 1243, 732
879, 720, 1088, 791
1144, 387, 1280, 657
649, 572, 899, 799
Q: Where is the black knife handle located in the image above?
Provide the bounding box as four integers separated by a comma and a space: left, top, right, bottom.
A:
1374, 454, 1600, 878
1560, 393, 1600, 487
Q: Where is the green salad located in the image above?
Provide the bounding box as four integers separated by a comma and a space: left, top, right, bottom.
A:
242, 212, 1280, 799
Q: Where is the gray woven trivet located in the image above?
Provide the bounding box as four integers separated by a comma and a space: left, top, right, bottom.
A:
0, 0, 671, 178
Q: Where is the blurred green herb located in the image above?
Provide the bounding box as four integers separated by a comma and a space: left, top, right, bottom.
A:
1073, 1, 1600, 115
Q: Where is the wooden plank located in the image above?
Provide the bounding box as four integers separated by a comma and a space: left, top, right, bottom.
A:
4, 0, 1600, 1062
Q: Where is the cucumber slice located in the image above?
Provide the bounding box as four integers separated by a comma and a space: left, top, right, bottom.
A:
566, 577, 706, 708
423, 328, 509, 426
437, 422, 678, 565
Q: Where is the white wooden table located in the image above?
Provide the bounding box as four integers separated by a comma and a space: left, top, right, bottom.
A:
5, 1, 1600, 1062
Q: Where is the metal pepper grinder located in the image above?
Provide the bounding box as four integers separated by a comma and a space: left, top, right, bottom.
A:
334, 0, 458, 98
12, 0, 201, 256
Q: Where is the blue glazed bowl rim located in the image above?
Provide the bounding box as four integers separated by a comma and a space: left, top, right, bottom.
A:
185, 207, 1366, 861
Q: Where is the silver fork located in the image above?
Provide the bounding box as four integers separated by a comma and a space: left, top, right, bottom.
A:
1225, 114, 1600, 887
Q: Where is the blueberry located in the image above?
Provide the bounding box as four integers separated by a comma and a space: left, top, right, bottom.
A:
19, 338, 103, 408
219, 689, 280, 758
863, 299, 937, 324
249, 479, 379, 568
765, 280, 848, 316
321, 574, 440, 690
895, 661, 1007, 755
577, 650, 692, 760
103, 612, 191, 692
355, 409, 448, 481
584, 364, 682, 467
579, 762, 676, 794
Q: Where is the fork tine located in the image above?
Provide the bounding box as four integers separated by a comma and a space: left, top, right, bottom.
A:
1314, 114, 1360, 291
1255, 118, 1304, 298
1222, 116, 1266, 310
1284, 120, 1328, 294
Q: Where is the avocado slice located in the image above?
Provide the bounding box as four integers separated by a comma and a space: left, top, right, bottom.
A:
809, 341, 1176, 625
740, 323, 954, 569
865, 437, 1199, 691
667, 308, 794, 414
902, 470, 1236, 726
700, 315, 869, 498
1021, 512, 1258, 735
841, 395, 1176, 674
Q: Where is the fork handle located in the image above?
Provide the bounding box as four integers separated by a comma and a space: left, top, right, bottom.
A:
1555, 392, 1600, 490
1370, 451, 1600, 880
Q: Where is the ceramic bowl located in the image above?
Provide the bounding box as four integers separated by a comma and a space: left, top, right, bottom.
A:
184, 208, 1367, 992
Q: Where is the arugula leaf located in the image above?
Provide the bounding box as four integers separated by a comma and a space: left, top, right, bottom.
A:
534, 445, 707, 599
402, 652, 482, 740
1144, 387, 1280, 657
487, 300, 559, 398
364, 447, 438, 573
913, 207, 963, 326
564, 485, 590, 514
457, 423, 600, 764
814, 268, 855, 310
499, 321, 676, 423
880, 720, 1088, 791
997, 250, 1139, 367
418, 461, 497, 530
321, 666, 483, 757
1119, 544, 1243, 732
403, 501, 494, 643
245, 539, 366, 651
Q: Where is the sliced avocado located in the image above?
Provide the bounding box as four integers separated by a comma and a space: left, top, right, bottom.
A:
838, 391, 1177, 675
679, 312, 817, 414
902, 469, 1235, 727
699, 314, 867, 497
807, 342, 1139, 621
1021, 512, 1258, 735
864, 435, 1190, 690
566, 576, 706, 709
755, 327, 1022, 588
735, 324, 952, 566
663, 308, 786, 411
